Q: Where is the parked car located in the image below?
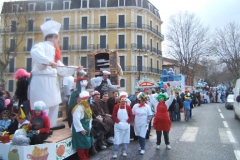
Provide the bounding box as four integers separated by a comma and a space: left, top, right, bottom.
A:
225, 94, 234, 109
233, 79, 240, 119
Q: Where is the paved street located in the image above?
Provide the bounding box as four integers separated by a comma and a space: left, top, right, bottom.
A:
66, 103, 240, 160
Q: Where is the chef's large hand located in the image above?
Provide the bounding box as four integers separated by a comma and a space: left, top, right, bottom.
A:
49, 62, 57, 68
81, 130, 87, 135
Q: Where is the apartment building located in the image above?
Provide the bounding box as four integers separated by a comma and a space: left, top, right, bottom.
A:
1, 0, 164, 94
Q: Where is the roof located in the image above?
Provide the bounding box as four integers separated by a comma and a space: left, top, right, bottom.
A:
2, 0, 161, 19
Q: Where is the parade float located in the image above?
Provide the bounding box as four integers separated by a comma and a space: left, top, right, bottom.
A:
159, 68, 185, 92
194, 79, 209, 92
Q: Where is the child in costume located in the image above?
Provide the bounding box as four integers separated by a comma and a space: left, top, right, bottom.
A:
0, 110, 11, 132
27, 101, 50, 145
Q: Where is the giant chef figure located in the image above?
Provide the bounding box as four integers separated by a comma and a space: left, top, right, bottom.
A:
29, 20, 82, 128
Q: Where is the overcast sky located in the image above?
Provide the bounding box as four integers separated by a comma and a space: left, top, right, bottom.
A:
149, 0, 240, 53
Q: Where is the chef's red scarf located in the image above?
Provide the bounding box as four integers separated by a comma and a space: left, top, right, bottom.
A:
54, 45, 61, 62
138, 102, 145, 108
75, 77, 88, 82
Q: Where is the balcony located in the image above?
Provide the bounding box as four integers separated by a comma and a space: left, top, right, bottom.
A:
60, 45, 71, 51
0, 23, 164, 40
131, 43, 149, 51
116, 44, 127, 50
23, 46, 32, 52
124, 66, 162, 74
97, 44, 108, 49
71, 44, 95, 51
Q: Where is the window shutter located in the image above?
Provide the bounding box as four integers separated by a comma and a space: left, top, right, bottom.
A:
137, 35, 142, 49
81, 36, 87, 49
120, 79, 125, 87
119, 56, 125, 71
137, 16, 142, 28
100, 35, 106, 48
118, 15, 125, 28
8, 80, 14, 92
81, 57, 87, 68
82, 17, 87, 29
118, 35, 124, 49
100, 16, 106, 28
27, 38, 33, 51
26, 58, 32, 72
64, 18, 69, 30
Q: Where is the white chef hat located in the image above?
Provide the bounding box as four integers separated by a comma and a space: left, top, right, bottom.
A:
79, 70, 87, 75
40, 20, 61, 38
102, 70, 110, 75
33, 101, 46, 110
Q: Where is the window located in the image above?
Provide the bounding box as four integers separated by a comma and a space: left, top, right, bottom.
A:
62, 57, 69, 66
118, 35, 125, 49
11, 20, 17, 32
82, 17, 87, 29
9, 39, 16, 52
28, 19, 34, 31
118, 15, 125, 28
157, 42, 159, 54
150, 20, 152, 31
137, 16, 142, 28
137, 56, 142, 71
82, 0, 87, 8
119, 0, 124, 6
150, 39, 152, 52
63, 17, 69, 30
26, 58, 32, 72
100, 35, 106, 48
64, 1, 70, 9
120, 79, 125, 87
137, 35, 142, 49
137, 0, 141, 7
150, 58, 153, 72
81, 57, 87, 68
62, 37, 69, 50
149, 4, 153, 12
9, 58, 15, 73
81, 36, 87, 50
157, 60, 160, 74
100, 16, 106, 29
28, 3, 35, 11
119, 56, 125, 71
12, 4, 18, 12
45, 18, 51, 21
8, 80, 14, 92
156, 25, 159, 33
46, 2, 52, 10
101, 0, 106, 7
27, 38, 33, 51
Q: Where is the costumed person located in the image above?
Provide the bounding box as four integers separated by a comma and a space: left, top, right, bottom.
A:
0, 90, 6, 114
27, 101, 51, 145
62, 75, 74, 121
0, 110, 11, 132
90, 91, 114, 148
132, 92, 153, 155
112, 94, 133, 159
148, 89, 174, 150
6, 104, 19, 135
29, 20, 82, 128
183, 92, 192, 121
67, 69, 89, 127
71, 91, 92, 160
17, 107, 29, 132
14, 69, 31, 120
90, 70, 120, 98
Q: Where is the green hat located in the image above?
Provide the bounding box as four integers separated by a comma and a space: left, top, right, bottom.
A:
156, 93, 168, 101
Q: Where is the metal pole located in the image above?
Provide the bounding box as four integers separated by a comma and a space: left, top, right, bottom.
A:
138, 49, 140, 80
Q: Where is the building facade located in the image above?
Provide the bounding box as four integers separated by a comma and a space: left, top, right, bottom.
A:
1, 0, 164, 94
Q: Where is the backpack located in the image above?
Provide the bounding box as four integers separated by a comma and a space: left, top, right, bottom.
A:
174, 102, 180, 112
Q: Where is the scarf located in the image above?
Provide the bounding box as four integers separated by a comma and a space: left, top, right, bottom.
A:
54, 45, 61, 62
75, 77, 88, 82
138, 102, 145, 108
72, 99, 92, 119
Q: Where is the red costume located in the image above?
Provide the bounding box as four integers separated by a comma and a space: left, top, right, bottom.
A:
112, 104, 133, 124
153, 101, 172, 132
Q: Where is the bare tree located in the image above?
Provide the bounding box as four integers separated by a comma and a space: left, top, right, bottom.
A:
165, 11, 210, 83
212, 22, 240, 82
0, 1, 41, 88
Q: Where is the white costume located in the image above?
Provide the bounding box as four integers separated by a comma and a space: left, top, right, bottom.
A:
29, 21, 76, 127
63, 76, 74, 96
90, 77, 117, 90
132, 104, 153, 138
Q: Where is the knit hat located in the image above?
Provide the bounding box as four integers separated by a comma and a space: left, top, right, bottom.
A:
33, 101, 46, 110
156, 93, 169, 101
